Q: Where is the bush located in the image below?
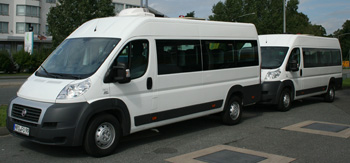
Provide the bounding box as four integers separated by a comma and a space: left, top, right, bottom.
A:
12, 48, 52, 73
0, 51, 15, 73
12, 50, 31, 73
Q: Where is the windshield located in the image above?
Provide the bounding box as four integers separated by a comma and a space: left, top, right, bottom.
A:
261, 47, 289, 69
36, 38, 120, 79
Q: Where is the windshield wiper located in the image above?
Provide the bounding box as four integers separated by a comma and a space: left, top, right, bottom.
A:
40, 65, 60, 78
60, 74, 83, 79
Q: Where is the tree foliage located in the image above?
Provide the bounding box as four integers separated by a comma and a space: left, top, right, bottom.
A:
209, 0, 326, 36
47, 0, 115, 47
185, 11, 195, 17
0, 51, 15, 73
333, 20, 350, 61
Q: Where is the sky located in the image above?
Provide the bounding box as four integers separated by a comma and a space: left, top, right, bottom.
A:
148, 0, 350, 35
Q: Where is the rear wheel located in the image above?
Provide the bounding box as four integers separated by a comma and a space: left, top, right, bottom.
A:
324, 84, 335, 102
222, 96, 242, 125
84, 114, 121, 157
277, 88, 292, 112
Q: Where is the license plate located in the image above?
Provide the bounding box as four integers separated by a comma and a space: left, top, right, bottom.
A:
13, 124, 30, 136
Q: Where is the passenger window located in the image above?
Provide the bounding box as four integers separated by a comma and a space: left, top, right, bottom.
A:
202, 40, 258, 70
156, 40, 201, 75
115, 40, 149, 79
287, 48, 300, 69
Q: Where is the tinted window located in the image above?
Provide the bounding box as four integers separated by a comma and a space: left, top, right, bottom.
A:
156, 40, 201, 75
202, 40, 259, 70
303, 48, 342, 68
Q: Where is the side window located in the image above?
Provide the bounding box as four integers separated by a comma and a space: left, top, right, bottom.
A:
156, 40, 201, 75
202, 40, 259, 70
331, 50, 341, 66
202, 40, 235, 70
303, 48, 341, 68
236, 41, 259, 67
287, 48, 300, 70
115, 40, 149, 79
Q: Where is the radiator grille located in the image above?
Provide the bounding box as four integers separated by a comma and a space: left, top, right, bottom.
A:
11, 104, 41, 123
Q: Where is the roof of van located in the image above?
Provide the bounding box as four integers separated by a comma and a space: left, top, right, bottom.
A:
68, 15, 258, 40
258, 34, 340, 49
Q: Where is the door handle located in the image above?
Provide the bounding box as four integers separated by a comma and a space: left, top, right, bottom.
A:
147, 77, 153, 90
300, 69, 303, 77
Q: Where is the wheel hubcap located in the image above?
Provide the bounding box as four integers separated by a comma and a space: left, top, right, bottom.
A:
229, 102, 240, 120
283, 93, 290, 108
95, 122, 115, 149
329, 88, 334, 99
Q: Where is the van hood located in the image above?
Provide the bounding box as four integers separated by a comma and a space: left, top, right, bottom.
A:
17, 75, 74, 103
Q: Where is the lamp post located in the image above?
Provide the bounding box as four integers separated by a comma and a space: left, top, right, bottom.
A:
283, 0, 286, 33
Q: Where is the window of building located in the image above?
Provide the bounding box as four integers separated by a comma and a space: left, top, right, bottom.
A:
45, 25, 51, 36
0, 22, 8, 33
46, 0, 56, 3
116, 40, 149, 79
156, 40, 202, 75
16, 22, 40, 34
17, 5, 40, 17
0, 3, 9, 16
126, 4, 139, 9
113, 3, 124, 14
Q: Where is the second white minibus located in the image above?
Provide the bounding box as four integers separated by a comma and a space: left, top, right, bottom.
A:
259, 34, 342, 111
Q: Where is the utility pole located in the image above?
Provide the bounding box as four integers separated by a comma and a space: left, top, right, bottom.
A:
283, 0, 286, 33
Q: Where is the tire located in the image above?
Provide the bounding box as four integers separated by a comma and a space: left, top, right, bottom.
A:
324, 84, 335, 102
277, 88, 292, 112
222, 96, 242, 125
84, 114, 121, 157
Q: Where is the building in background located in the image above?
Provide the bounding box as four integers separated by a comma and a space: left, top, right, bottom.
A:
0, 0, 163, 55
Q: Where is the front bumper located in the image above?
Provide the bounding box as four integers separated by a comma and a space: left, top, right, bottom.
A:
6, 96, 89, 146
260, 81, 283, 105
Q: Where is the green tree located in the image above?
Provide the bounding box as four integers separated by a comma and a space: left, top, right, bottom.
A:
334, 20, 350, 61
47, 0, 115, 47
209, 0, 326, 36
12, 51, 31, 73
185, 11, 195, 17
0, 51, 15, 73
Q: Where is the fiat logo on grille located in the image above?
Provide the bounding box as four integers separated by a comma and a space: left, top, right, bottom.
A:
21, 109, 27, 117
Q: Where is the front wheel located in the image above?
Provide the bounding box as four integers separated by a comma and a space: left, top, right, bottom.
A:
324, 84, 335, 102
222, 96, 242, 125
277, 88, 292, 112
84, 114, 121, 157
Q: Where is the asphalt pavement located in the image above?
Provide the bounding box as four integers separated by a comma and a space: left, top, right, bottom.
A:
0, 71, 350, 162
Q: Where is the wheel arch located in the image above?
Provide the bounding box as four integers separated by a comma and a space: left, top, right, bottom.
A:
73, 98, 131, 146
225, 85, 244, 108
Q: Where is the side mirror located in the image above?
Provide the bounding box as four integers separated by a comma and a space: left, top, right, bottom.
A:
114, 63, 131, 83
288, 60, 299, 72
105, 63, 131, 83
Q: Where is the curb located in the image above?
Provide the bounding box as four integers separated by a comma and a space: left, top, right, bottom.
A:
0, 127, 9, 136
0, 82, 24, 87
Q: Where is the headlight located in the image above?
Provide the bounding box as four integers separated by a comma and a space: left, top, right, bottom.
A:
265, 69, 281, 80
57, 79, 91, 99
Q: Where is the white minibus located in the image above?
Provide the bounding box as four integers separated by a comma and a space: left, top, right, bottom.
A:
259, 34, 342, 111
7, 8, 261, 157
